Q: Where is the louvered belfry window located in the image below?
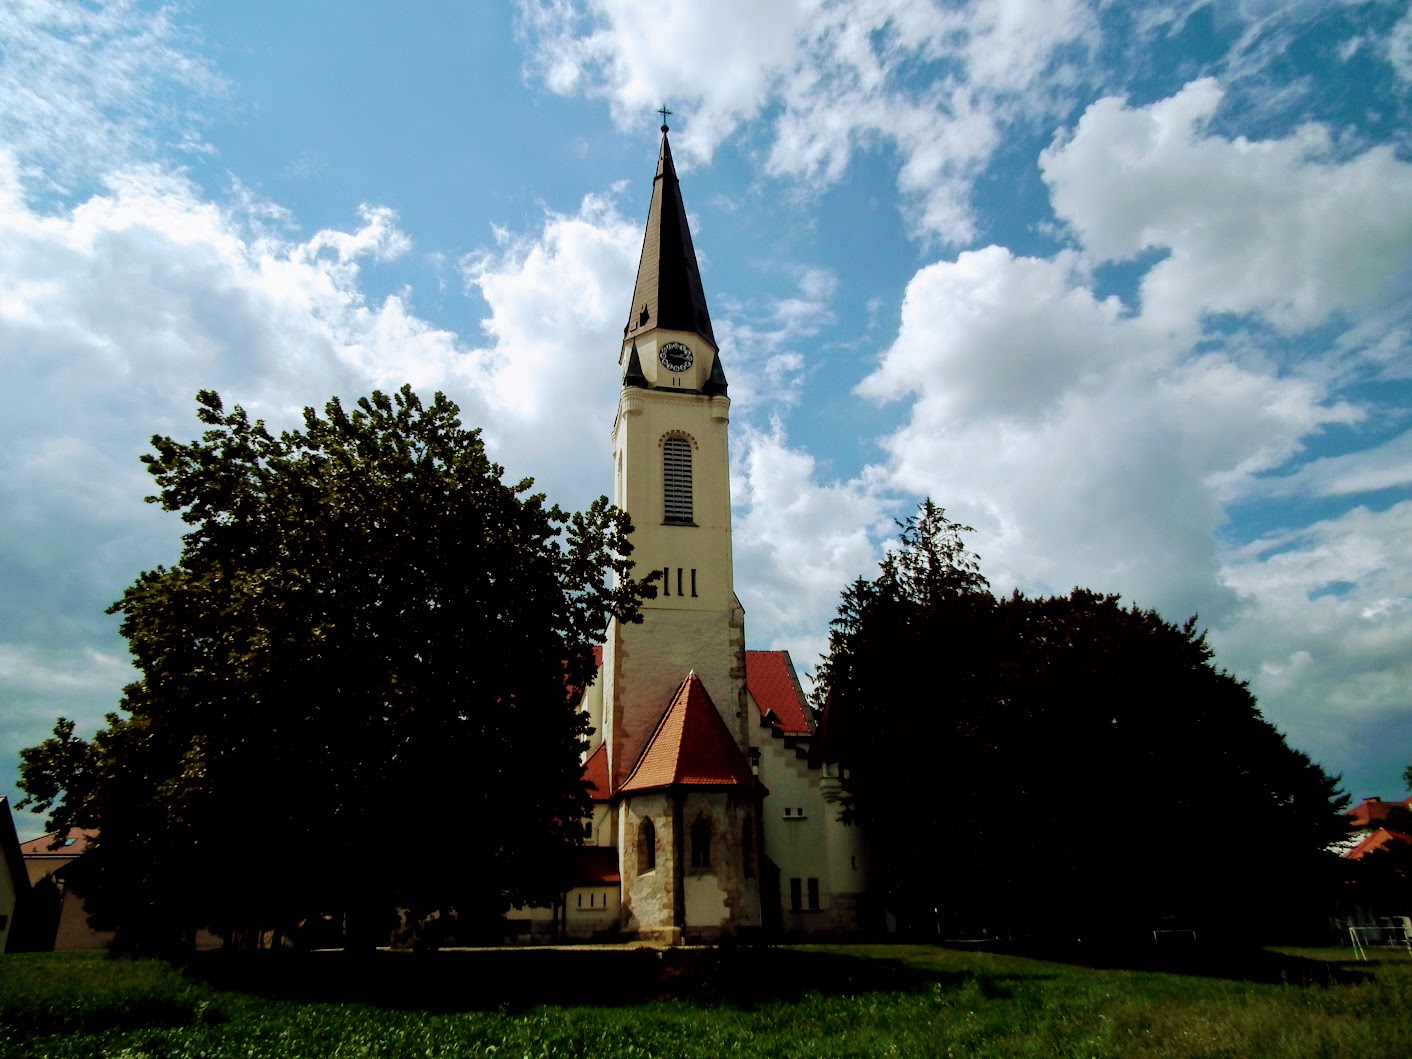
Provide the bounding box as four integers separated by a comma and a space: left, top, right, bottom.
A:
663, 436, 693, 524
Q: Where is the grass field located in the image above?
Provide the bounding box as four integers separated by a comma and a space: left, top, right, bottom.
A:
2, 943, 1410, 1058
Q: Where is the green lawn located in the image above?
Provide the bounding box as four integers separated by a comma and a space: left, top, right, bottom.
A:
2, 944, 1410, 1058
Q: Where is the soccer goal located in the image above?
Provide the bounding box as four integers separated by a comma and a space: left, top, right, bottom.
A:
1348, 918, 1412, 960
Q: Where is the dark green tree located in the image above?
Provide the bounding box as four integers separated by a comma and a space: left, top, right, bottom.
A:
815, 500, 1350, 944
19, 386, 654, 950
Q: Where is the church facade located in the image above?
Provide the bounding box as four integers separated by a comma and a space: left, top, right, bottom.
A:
537, 125, 868, 943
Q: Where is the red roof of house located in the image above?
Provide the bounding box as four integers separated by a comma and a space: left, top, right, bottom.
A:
1347, 797, 1412, 829
1345, 827, 1412, 860
582, 741, 611, 801
572, 846, 621, 886
620, 672, 755, 792
746, 650, 813, 736
20, 828, 96, 857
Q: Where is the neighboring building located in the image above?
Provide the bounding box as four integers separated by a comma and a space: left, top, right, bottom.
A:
1335, 796, 1412, 860
1333, 796, 1412, 944
19, 827, 116, 951
558, 122, 867, 943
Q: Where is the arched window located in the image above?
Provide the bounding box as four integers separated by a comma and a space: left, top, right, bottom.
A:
690, 816, 712, 869
638, 818, 656, 873
663, 436, 693, 524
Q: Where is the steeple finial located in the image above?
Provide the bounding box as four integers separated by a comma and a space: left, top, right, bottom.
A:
658, 105, 672, 133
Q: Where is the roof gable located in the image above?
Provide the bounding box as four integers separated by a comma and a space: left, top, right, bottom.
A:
746, 650, 813, 736
621, 672, 754, 792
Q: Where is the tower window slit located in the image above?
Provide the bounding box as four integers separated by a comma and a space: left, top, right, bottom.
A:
663, 436, 693, 524
663, 567, 670, 595
677, 568, 683, 596
691, 569, 697, 597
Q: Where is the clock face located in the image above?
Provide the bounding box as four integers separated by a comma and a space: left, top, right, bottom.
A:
658, 342, 694, 373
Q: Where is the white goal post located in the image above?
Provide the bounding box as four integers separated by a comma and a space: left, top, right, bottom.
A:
1347, 918, 1412, 960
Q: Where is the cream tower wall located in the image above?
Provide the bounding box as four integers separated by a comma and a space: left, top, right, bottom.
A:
602, 329, 749, 793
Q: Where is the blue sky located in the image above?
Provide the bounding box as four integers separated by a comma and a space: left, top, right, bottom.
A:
2, 0, 1411, 837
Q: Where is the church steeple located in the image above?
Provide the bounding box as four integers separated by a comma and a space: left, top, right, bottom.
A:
623, 126, 717, 348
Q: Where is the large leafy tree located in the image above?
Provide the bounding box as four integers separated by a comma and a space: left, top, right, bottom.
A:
815, 500, 1350, 944
20, 387, 653, 949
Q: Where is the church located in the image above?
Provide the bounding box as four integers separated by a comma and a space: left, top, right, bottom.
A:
514, 123, 868, 943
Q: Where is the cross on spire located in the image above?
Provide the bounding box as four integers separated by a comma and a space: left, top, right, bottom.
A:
658, 105, 672, 132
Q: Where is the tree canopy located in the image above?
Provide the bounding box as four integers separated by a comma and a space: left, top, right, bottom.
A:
19, 386, 653, 948
814, 500, 1350, 944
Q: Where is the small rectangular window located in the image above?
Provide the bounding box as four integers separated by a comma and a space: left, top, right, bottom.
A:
677, 567, 683, 596
808, 878, 820, 910
663, 566, 670, 595
790, 877, 803, 912
691, 569, 697, 597
577, 893, 582, 908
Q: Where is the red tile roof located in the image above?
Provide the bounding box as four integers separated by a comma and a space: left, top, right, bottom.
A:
582, 742, 611, 802
620, 672, 755, 792
1345, 827, 1412, 860
746, 650, 814, 736
20, 828, 96, 857
573, 846, 621, 886
1347, 797, 1412, 829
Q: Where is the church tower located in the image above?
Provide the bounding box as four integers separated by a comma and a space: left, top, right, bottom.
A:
602, 120, 761, 942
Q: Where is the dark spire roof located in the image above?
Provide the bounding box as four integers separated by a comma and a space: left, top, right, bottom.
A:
623, 130, 717, 347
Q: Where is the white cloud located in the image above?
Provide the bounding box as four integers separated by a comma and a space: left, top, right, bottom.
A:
712, 265, 838, 414
1390, 7, 1412, 82
1040, 79, 1412, 334
732, 421, 893, 677
458, 191, 642, 492
1217, 501, 1412, 761
0, 0, 223, 191
519, 0, 1096, 243
1251, 430, 1412, 501
858, 238, 1356, 625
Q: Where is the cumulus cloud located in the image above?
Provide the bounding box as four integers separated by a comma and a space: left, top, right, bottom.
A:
731, 422, 893, 676
1040, 79, 1412, 335
858, 244, 1354, 619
